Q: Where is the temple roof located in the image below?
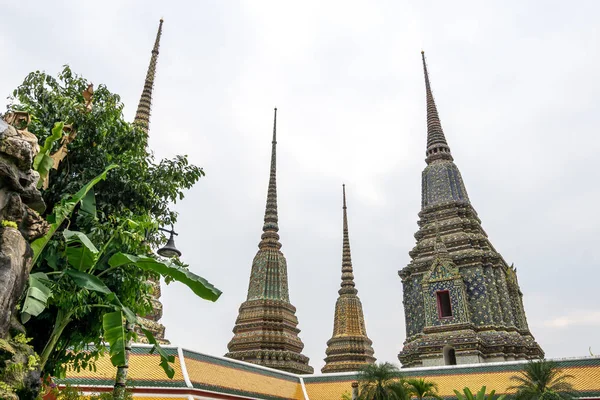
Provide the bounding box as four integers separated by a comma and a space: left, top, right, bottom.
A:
60, 345, 600, 399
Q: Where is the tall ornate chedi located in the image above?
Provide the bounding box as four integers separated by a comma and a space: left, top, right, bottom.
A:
134, 18, 168, 344
322, 185, 376, 373
225, 109, 313, 374
398, 52, 544, 367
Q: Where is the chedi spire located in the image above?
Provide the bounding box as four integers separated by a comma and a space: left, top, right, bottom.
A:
134, 19, 168, 345
226, 108, 313, 374
421, 50, 453, 164
397, 52, 543, 367
322, 185, 375, 373
339, 184, 357, 295
259, 108, 281, 250
133, 18, 163, 135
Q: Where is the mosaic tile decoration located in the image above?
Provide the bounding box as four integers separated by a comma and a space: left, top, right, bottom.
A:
398, 52, 544, 367
225, 109, 313, 374
322, 186, 376, 373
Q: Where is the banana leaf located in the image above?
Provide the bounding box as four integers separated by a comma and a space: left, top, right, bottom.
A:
33, 121, 64, 188
30, 164, 117, 265
102, 311, 126, 366
21, 272, 52, 323
108, 253, 221, 301
64, 269, 111, 294
64, 230, 99, 271
141, 327, 175, 378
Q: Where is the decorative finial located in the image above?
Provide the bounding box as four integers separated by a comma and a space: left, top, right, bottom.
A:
340, 185, 357, 295
133, 19, 164, 136
421, 51, 453, 164
272, 107, 277, 143
259, 108, 282, 250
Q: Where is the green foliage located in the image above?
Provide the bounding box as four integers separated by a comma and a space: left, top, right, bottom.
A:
108, 253, 222, 301
9, 65, 203, 229
454, 386, 505, 400
64, 229, 100, 270
8, 66, 209, 379
54, 385, 83, 400
27, 217, 220, 377
0, 335, 40, 400
27, 354, 40, 371
12, 334, 32, 345
33, 121, 65, 187
508, 360, 576, 400
56, 384, 133, 400
0, 380, 14, 394
18, 172, 220, 380
404, 378, 440, 400
140, 327, 176, 379
21, 272, 52, 323
30, 164, 116, 265
1, 220, 18, 228
357, 362, 407, 400
102, 312, 126, 366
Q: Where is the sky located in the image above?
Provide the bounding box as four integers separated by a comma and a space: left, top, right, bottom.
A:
1, 0, 599, 372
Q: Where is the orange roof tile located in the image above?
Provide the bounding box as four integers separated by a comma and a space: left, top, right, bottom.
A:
61, 346, 600, 400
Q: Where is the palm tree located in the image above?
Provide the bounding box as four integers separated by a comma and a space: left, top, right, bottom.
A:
454, 386, 505, 400
508, 360, 576, 400
405, 378, 441, 400
357, 362, 406, 400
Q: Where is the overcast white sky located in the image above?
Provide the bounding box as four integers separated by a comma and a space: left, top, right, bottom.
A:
1, 0, 599, 372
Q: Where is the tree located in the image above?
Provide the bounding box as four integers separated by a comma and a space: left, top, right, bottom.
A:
405, 378, 441, 400
508, 360, 576, 400
356, 362, 407, 400
6, 66, 210, 379
454, 386, 505, 400
21, 167, 220, 375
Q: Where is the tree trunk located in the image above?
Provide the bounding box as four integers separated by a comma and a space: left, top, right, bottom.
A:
40, 309, 73, 371
113, 321, 133, 399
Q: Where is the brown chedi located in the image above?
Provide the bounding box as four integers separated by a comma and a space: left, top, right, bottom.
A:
225, 109, 313, 374
397, 52, 544, 367
322, 185, 375, 373
133, 18, 168, 344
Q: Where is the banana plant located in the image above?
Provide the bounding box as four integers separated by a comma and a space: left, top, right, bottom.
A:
21, 165, 222, 381
454, 386, 506, 400
30, 164, 118, 265
24, 225, 221, 376
22, 165, 117, 325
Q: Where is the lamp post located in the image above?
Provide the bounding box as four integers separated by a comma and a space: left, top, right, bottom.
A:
157, 226, 181, 258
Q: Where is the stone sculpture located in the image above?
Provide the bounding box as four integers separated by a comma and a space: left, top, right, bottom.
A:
0, 112, 49, 399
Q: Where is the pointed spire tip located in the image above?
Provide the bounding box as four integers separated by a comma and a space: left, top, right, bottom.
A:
133, 19, 164, 135
422, 51, 453, 163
